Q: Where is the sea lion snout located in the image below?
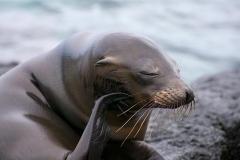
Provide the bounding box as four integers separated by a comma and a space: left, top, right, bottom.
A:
152, 78, 195, 109
185, 88, 195, 104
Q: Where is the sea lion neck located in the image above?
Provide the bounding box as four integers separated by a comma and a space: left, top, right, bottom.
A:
57, 32, 104, 129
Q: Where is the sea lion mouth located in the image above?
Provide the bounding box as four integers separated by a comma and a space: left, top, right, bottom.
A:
115, 87, 196, 117
119, 87, 195, 110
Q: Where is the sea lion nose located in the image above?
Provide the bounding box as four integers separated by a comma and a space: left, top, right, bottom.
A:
185, 89, 194, 104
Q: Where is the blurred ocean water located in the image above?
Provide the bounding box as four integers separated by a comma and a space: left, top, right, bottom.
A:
0, 0, 240, 82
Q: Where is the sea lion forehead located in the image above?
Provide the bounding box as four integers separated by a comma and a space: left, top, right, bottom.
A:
94, 32, 178, 71
94, 32, 159, 57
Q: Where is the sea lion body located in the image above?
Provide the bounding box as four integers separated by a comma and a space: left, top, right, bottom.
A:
0, 46, 79, 159
0, 31, 194, 159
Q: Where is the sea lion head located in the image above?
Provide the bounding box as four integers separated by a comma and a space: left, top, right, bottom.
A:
92, 32, 194, 109
87, 32, 195, 140
62, 31, 195, 141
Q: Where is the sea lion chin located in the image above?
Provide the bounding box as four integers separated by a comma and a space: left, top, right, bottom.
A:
0, 31, 194, 160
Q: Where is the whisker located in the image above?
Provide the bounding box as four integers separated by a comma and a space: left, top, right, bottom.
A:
180, 100, 195, 119
170, 104, 177, 122
117, 98, 150, 116
176, 104, 184, 117
181, 104, 189, 116
116, 101, 152, 132
172, 104, 177, 122
170, 104, 177, 121
148, 91, 196, 138
193, 91, 198, 101
149, 107, 163, 138
134, 104, 154, 138
187, 103, 192, 116
163, 107, 172, 124
160, 109, 169, 134
190, 101, 195, 114
120, 102, 154, 147
168, 105, 173, 120
193, 100, 196, 110
175, 105, 180, 120
181, 106, 187, 118
159, 106, 174, 133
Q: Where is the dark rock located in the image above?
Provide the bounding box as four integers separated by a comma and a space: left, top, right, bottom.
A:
146, 70, 240, 160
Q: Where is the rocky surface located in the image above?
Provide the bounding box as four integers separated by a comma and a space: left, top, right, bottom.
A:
146, 70, 240, 160
1, 64, 239, 160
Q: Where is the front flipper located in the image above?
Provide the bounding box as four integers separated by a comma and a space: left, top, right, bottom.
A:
102, 140, 165, 160
66, 93, 131, 160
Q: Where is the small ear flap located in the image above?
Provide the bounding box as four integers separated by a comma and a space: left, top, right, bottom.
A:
94, 57, 116, 67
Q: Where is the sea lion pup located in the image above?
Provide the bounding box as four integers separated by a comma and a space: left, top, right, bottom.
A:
0, 31, 195, 160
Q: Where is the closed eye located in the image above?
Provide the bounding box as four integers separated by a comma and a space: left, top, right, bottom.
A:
138, 71, 159, 76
